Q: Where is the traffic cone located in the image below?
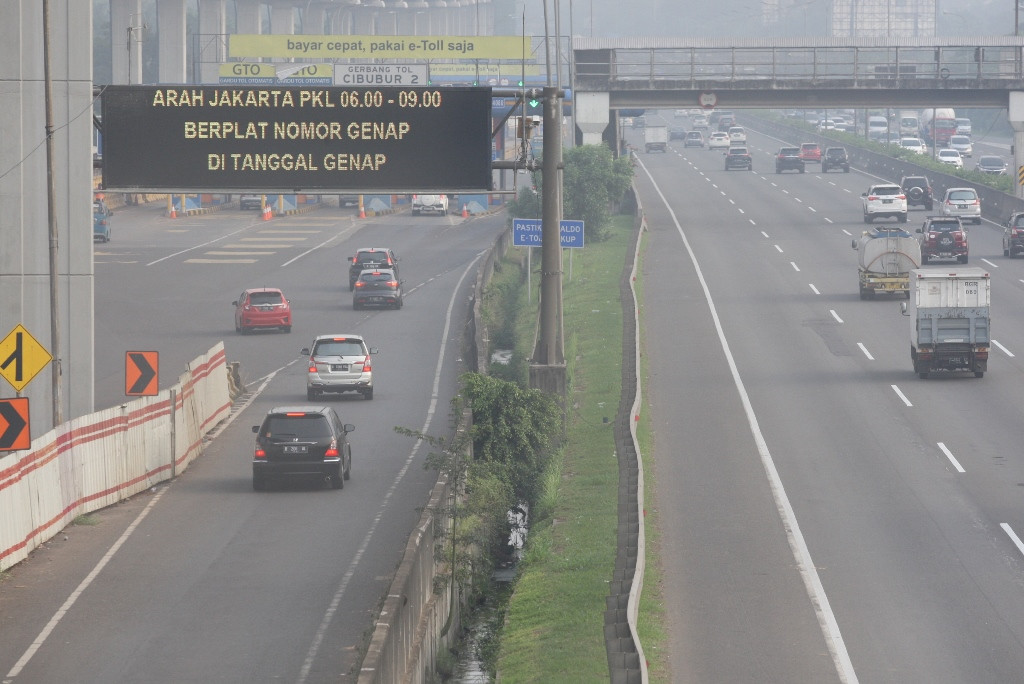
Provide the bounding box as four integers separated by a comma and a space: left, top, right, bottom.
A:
169, 203, 177, 219
461, 204, 469, 218
261, 203, 271, 221
358, 205, 366, 219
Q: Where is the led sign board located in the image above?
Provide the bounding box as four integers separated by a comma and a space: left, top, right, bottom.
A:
100, 85, 494, 193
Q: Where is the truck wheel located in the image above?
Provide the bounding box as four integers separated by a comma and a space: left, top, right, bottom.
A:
898, 214, 907, 223
919, 372, 929, 379
974, 372, 984, 378
799, 167, 805, 173
859, 289, 868, 300
921, 254, 929, 264
864, 215, 872, 223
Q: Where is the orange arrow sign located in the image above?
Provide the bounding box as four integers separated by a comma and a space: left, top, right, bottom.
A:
0, 397, 30, 451
125, 351, 159, 396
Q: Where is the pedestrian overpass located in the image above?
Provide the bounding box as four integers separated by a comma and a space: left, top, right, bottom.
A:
571, 35, 1024, 182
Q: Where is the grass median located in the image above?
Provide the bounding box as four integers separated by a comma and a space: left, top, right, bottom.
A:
488, 216, 669, 682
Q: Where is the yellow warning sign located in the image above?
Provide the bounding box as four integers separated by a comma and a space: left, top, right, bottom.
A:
0, 324, 53, 392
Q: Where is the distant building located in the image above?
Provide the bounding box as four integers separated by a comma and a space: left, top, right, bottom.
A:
831, 0, 937, 37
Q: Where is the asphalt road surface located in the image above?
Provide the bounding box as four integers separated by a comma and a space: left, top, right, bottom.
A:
633, 114, 1024, 683
0, 200, 505, 683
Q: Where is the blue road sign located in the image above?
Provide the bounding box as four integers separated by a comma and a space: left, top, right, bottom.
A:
513, 218, 585, 248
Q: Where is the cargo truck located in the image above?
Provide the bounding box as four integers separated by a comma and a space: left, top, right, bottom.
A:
905, 268, 990, 378
853, 227, 921, 299
644, 125, 669, 153
920, 108, 957, 147
898, 111, 920, 137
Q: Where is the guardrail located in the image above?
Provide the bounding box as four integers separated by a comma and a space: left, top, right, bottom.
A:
0, 343, 231, 571
574, 40, 1024, 89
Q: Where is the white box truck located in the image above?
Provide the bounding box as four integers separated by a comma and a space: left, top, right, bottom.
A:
644, 125, 669, 153
898, 111, 920, 137
906, 268, 990, 378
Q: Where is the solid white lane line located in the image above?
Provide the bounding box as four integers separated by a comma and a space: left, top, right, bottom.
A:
980, 258, 998, 268
1000, 524, 1024, 557
857, 343, 874, 360
891, 385, 913, 407
992, 339, 1015, 357
937, 442, 966, 473
637, 159, 860, 684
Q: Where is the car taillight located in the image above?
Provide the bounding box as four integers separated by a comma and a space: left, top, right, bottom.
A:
354, 281, 365, 289
308, 359, 317, 372
387, 280, 398, 287
325, 439, 338, 458
362, 357, 371, 372
868, 196, 879, 201
254, 447, 266, 459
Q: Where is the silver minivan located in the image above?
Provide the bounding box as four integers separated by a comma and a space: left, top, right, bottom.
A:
941, 187, 982, 225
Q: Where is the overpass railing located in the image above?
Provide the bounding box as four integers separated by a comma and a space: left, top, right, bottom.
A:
574, 42, 1024, 89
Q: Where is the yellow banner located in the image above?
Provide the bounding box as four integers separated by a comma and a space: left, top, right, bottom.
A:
229, 35, 531, 60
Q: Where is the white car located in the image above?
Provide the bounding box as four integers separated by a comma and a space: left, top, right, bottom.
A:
708, 132, 731, 150
900, 138, 928, 155
411, 194, 449, 216
861, 183, 908, 224
949, 135, 973, 158
937, 149, 963, 169
728, 126, 747, 144
815, 119, 837, 132
941, 187, 981, 224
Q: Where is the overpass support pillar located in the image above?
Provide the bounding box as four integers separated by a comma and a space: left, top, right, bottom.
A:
575, 92, 610, 146
1011, 92, 1024, 199
157, 0, 187, 84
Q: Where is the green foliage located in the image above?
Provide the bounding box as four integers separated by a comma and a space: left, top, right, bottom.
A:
462, 373, 560, 509
505, 145, 635, 243
561, 145, 635, 242
506, 185, 542, 222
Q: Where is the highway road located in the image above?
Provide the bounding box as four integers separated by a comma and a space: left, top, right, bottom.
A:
632, 114, 1024, 683
0, 200, 505, 683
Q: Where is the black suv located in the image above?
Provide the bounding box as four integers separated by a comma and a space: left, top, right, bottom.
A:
1003, 211, 1024, 257
724, 146, 752, 171
348, 247, 399, 291
353, 268, 404, 310
252, 405, 354, 490
900, 176, 934, 211
821, 147, 850, 173
917, 216, 968, 264
775, 147, 805, 173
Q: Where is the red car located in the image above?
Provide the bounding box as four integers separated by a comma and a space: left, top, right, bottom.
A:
233, 287, 292, 334
799, 142, 821, 163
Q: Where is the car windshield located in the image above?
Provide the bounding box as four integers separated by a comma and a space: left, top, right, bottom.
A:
980, 157, 1003, 166
313, 340, 365, 357
780, 148, 799, 155
929, 222, 960, 232
874, 186, 901, 195
948, 190, 976, 201
264, 415, 331, 439
939, 151, 958, 157
249, 292, 283, 306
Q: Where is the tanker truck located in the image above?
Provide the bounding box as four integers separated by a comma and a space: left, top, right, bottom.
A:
905, 268, 990, 378
853, 227, 922, 299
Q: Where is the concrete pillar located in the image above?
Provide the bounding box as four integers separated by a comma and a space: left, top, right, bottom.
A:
157, 0, 187, 84
0, 0, 95, 425
111, 0, 143, 84
406, 1, 429, 35
351, 5, 380, 35
575, 92, 610, 146
303, 4, 326, 34
198, 0, 226, 84
428, 2, 447, 35
1011, 91, 1024, 200
236, 0, 262, 34
270, 2, 295, 34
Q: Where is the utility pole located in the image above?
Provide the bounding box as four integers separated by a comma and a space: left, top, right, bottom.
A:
537, 85, 564, 368
42, 0, 63, 427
